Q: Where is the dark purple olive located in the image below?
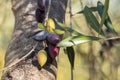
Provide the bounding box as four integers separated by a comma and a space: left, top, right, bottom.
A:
37, 0, 45, 9
47, 33, 60, 45
48, 43, 59, 59
35, 8, 45, 23
37, 0, 50, 9
33, 30, 48, 41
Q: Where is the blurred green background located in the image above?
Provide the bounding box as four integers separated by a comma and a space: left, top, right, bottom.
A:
0, 0, 120, 80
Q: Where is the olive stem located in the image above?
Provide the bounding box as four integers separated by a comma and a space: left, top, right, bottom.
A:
69, 0, 72, 36
44, 0, 51, 26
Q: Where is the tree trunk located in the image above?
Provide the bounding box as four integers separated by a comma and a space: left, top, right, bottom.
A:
2, 0, 68, 80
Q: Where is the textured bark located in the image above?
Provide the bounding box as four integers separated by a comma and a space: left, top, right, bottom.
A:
2, 0, 68, 80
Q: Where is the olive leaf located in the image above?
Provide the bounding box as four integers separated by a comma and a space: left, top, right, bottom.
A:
66, 47, 75, 69
53, 29, 65, 35
38, 23, 45, 29
58, 35, 100, 47
99, 0, 110, 34
75, 7, 98, 14
104, 21, 117, 34
55, 20, 83, 36
97, 1, 117, 35
83, 6, 104, 35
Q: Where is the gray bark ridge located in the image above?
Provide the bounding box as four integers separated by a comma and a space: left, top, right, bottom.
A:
2, 0, 68, 80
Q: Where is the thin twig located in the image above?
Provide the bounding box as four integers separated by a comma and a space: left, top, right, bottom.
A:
69, 0, 74, 80
71, 66, 74, 80
69, 0, 72, 36
103, 36, 120, 41
0, 42, 39, 72
79, 0, 84, 10
44, 0, 51, 26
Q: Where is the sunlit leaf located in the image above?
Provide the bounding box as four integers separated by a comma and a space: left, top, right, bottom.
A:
53, 29, 65, 35
66, 47, 75, 69
58, 35, 100, 47
83, 6, 104, 35
38, 23, 45, 29
55, 19, 66, 28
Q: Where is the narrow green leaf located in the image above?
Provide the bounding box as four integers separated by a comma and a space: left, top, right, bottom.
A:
97, 1, 104, 17
66, 28, 83, 36
83, 6, 104, 35
99, 0, 109, 34
75, 7, 98, 14
53, 29, 65, 35
90, 7, 98, 12
55, 19, 66, 28
58, 35, 100, 47
55, 20, 83, 36
97, 1, 112, 24
97, 1, 117, 35
104, 21, 117, 34
106, 15, 112, 24
58, 37, 73, 47
38, 23, 45, 29
66, 47, 75, 69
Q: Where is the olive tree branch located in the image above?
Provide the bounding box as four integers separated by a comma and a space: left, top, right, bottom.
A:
0, 42, 39, 72
104, 36, 120, 41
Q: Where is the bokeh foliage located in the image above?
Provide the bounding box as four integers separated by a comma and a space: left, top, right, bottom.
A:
0, 0, 14, 79
58, 0, 120, 80
0, 0, 14, 49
